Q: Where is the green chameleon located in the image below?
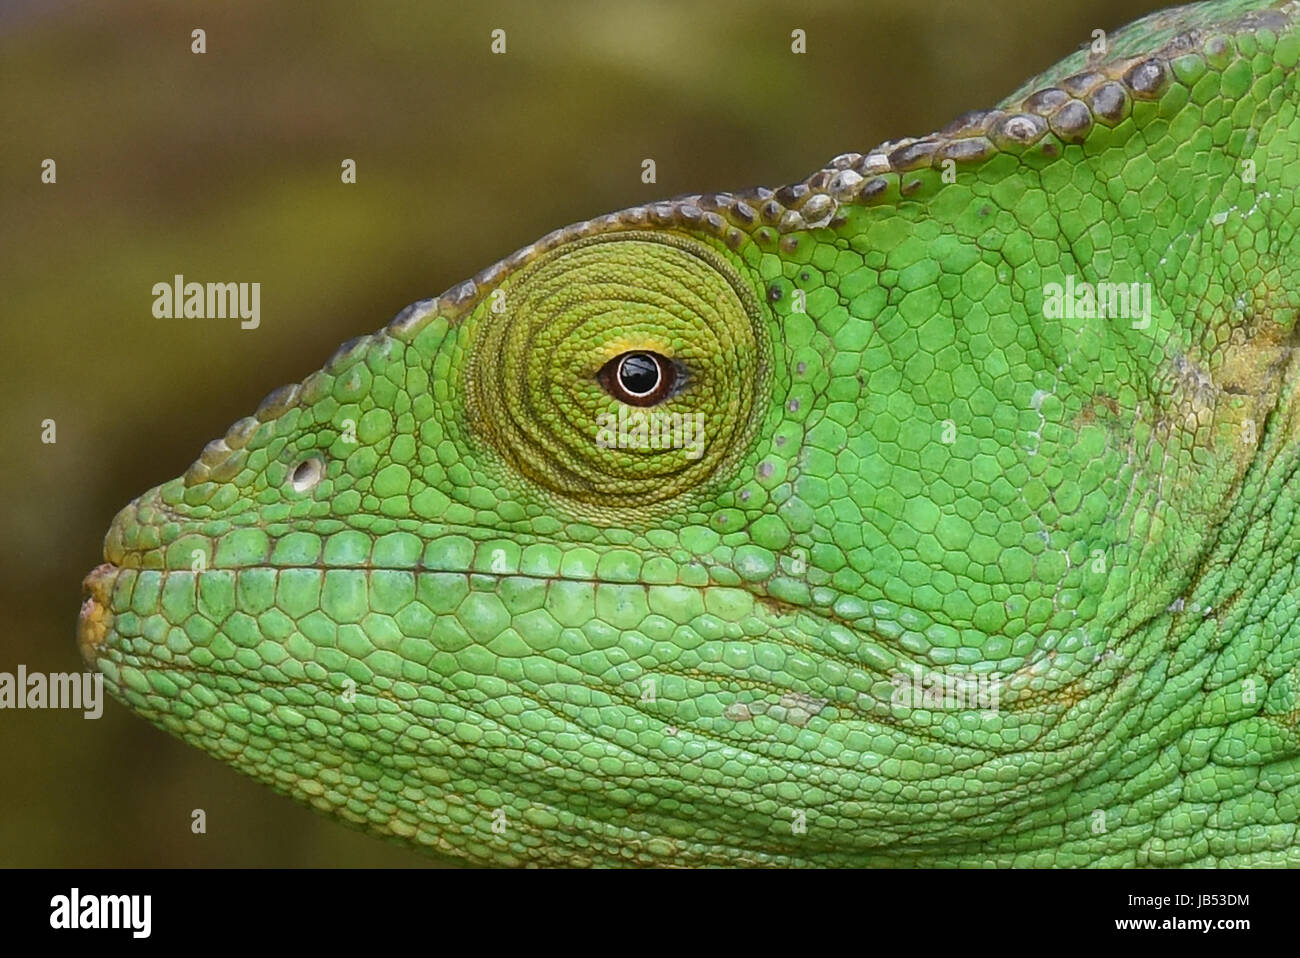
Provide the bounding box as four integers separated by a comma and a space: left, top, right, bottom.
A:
80, 0, 1300, 866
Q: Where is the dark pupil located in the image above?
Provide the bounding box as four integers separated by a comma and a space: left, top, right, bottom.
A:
618, 353, 660, 395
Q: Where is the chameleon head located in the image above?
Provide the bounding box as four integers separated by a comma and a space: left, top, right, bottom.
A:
80, 1, 1300, 860
79, 205, 1146, 866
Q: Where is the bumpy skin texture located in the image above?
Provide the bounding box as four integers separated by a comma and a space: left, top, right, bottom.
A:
80, 0, 1300, 866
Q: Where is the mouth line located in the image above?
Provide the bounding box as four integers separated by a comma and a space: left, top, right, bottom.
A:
77, 558, 732, 667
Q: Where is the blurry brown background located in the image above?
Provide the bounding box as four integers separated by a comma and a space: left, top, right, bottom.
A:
1, 0, 1164, 866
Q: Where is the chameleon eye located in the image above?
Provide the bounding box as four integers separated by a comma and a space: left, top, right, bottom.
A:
466, 231, 767, 505
598, 351, 677, 406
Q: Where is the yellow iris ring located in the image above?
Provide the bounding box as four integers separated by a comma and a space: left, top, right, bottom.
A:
466, 231, 768, 506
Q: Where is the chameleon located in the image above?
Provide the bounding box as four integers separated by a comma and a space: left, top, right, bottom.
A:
79, 0, 1300, 866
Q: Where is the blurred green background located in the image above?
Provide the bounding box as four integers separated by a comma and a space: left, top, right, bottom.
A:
2, 0, 1164, 866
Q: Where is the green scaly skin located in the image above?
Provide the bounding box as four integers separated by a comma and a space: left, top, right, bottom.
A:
80, 0, 1300, 866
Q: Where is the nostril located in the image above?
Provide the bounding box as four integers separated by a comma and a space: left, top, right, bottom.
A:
289, 457, 324, 493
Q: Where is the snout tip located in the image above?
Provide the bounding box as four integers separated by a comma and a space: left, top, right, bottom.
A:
77, 563, 118, 665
